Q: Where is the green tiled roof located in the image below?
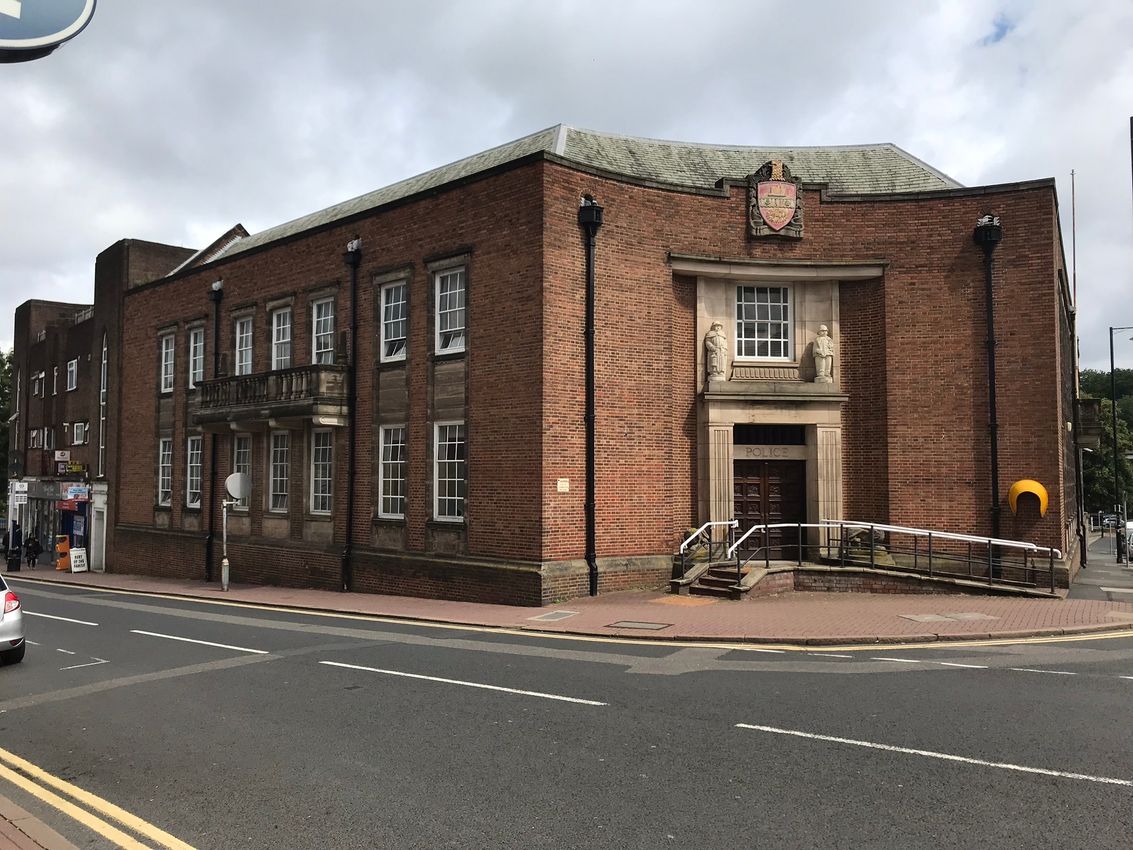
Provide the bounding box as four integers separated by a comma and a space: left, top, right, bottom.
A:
218, 125, 961, 259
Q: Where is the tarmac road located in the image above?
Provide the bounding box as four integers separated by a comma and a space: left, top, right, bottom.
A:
2, 581, 1133, 849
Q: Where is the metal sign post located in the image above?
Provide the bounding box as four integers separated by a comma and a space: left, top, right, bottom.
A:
221, 473, 250, 592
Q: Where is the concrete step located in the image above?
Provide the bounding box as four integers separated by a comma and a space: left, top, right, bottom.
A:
689, 584, 734, 598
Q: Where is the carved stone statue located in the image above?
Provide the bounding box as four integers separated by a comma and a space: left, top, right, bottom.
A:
813, 324, 834, 383
704, 322, 728, 382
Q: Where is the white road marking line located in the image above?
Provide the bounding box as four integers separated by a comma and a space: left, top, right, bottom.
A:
743, 648, 786, 654
735, 724, 1133, 786
130, 630, 268, 655
937, 662, 988, 669
1010, 668, 1076, 676
808, 653, 852, 658
871, 657, 921, 663
55, 648, 76, 655
319, 660, 607, 705
60, 658, 108, 671
24, 612, 98, 626
25, 640, 39, 646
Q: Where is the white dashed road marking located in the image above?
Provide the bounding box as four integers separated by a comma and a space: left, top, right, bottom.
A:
24, 612, 98, 626
130, 630, 268, 655
735, 723, 1133, 786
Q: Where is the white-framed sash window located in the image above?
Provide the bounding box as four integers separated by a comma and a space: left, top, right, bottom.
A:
379, 425, 406, 518
160, 334, 175, 392
186, 436, 203, 508
272, 308, 292, 370
269, 431, 289, 512
312, 298, 336, 365
380, 281, 407, 362
158, 438, 173, 506
310, 429, 333, 514
433, 421, 466, 521
233, 433, 252, 509
735, 285, 792, 360
435, 269, 465, 354
188, 327, 205, 388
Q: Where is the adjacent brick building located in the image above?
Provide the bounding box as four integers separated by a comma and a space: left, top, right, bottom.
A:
9, 126, 1084, 603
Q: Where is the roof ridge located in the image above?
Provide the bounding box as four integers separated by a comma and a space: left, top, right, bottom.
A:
563, 124, 912, 154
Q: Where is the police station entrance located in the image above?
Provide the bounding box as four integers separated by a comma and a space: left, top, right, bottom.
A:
733, 425, 807, 560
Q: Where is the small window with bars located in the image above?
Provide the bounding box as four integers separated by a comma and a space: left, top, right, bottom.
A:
736, 286, 792, 359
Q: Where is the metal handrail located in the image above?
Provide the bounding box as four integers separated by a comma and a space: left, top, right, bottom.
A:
723, 520, 1061, 594
729, 520, 1061, 560
680, 520, 738, 553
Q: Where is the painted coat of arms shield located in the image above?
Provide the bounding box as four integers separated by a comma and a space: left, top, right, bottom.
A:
747, 160, 804, 239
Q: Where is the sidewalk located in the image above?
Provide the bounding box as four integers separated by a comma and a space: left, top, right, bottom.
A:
0, 796, 78, 850
10, 567, 1133, 645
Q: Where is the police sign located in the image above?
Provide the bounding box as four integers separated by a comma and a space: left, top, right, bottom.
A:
0, 0, 96, 63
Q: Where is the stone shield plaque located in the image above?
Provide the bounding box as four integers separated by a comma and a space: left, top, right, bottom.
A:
748, 160, 804, 239
756, 180, 797, 231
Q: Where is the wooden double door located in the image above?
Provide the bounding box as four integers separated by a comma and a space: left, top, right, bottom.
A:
733, 460, 807, 560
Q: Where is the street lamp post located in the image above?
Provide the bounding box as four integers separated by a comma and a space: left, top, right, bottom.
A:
1109, 326, 1133, 563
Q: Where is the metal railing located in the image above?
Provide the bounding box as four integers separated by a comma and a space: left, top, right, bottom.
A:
675, 521, 738, 579
725, 520, 1062, 593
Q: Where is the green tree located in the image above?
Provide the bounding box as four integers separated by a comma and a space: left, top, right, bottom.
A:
1082, 397, 1133, 514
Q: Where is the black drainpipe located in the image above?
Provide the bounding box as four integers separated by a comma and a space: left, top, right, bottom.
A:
341, 239, 361, 591
973, 215, 1003, 559
205, 280, 224, 582
578, 196, 603, 596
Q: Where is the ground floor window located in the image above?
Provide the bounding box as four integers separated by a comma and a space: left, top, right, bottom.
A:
434, 421, 466, 521
158, 438, 173, 506
186, 436, 203, 508
310, 429, 333, 514
233, 434, 251, 509
270, 431, 289, 512
379, 425, 406, 518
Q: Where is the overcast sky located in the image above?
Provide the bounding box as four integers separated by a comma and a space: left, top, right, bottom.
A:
2, 1, 1131, 369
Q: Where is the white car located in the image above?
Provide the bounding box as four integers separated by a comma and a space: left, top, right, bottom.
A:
0, 575, 25, 664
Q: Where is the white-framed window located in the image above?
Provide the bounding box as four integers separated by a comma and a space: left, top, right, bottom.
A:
434, 421, 466, 521
272, 308, 292, 370
435, 268, 466, 354
380, 281, 408, 362
32, 371, 44, 397
98, 335, 107, 477
73, 422, 87, 445
233, 433, 251, 510
186, 435, 203, 508
66, 358, 77, 391
312, 298, 336, 365
310, 428, 333, 514
158, 438, 173, 506
29, 429, 41, 449
159, 334, 175, 392
188, 327, 205, 388
52, 366, 58, 395
45, 427, 53, 450
269, 431, 289, 512
736, 285, 791, 359
235, 317, 253, 376
379, 425, 407, 518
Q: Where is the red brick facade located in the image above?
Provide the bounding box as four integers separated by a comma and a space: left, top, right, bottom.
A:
12, 132, 1081, 604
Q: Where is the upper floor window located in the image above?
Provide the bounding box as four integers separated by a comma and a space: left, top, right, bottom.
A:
32, 371, 44, 397
66, 358, 78, 391
380, 281, 407, 362
44, 427, 54, 450
435, 269, 466, 354
188, 327, 205, 388
272, 308, 292, 370
310, 428, 333, 514
159, 334, 175, 392
186, 435, 203, 508
312, 299, 335, 365
736, 285, 791, 360
434, 421, 466, 521
235, 317, 253, 376
52, 366, 58, 395
73, 422, 88, 445
29, 428, 41, 449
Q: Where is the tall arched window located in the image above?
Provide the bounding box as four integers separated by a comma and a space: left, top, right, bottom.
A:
98, 334, 107, 477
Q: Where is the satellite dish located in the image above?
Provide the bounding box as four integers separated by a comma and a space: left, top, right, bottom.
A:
225, 473, 251, 500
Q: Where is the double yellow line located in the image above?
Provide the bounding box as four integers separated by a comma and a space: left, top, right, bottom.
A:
0, 745, 195, 849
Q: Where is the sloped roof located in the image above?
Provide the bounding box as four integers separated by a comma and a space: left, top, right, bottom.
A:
217, 125, 961, 260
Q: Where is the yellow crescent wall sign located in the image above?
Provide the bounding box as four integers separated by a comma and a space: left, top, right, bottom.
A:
1008, 479, 1048, 517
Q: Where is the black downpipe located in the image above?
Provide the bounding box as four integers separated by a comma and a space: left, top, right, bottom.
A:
341, 240, 361, 592
579, 197, 603, 596
205, 281, 224, 582
974, 215, 1003, 566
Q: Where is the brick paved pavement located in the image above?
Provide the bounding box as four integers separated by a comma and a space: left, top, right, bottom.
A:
9, 567, 1133, 645
0, 797, 78, 850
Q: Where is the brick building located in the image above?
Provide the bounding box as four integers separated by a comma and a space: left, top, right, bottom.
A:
10, 126, 1084, 602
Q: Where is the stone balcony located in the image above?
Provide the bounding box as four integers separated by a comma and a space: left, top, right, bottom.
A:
192, 364, 349, 432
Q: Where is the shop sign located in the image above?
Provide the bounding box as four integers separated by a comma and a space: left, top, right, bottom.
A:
54, 450, 71, 462
64, 484, 90, 501
11, 493, 27, 506
66, 462, 87, 474
11, 481, 27, 493
56, 499, 79, 511
70, 547, 88, 572
748, 160, 804, 240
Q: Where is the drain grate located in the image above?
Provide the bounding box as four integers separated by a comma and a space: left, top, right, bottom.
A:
607, 620, 672, 631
